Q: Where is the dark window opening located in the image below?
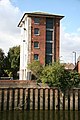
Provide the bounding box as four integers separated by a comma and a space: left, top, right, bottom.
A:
46, 18, 53, 29
34, 54, 39, 60
34, 28, 39, 35
46, 31, 53, 41
45, 55, 52, 64
34, 18, 40, 24
46, 43, 52, 54
34, 42, 39, 48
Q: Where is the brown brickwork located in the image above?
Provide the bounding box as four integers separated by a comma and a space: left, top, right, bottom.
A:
31, 17, 46, 65
18, 12, 64, 65
54, 19, 60, 62
30, 17, 61, 64
76, 61, 80, 73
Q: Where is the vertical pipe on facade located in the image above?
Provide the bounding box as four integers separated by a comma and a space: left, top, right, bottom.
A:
23, 20, 27, 80
23, 40, 26, 80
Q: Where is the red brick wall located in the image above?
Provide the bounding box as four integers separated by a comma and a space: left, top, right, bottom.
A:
31, 17, 46, 65
76, 61, 80, 73
54, 19, 60, 62
30, 17, 60, 64
0, 80, 37, 88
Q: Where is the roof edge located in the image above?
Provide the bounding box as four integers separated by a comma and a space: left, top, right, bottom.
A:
18, 12, 64, 27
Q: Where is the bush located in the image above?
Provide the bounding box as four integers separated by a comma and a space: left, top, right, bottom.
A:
28, 61, 80, 92
28, 61, 43, 80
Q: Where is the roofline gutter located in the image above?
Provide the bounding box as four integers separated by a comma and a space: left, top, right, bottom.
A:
18, 13, 64, 27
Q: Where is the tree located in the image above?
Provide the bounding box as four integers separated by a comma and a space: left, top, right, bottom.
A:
28, 60, 43, 80
29, 61, 80, 92
40, 62, 65, 88
59, 70, 80, 92
0, 48, 5, 76
40, 62, 80, 92
6, 46, 20, 79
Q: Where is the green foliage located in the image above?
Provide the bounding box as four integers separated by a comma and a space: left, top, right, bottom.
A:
28, 60, 43, 80
0, 48, 5, 76
0, 46, 20, 79
4, 70, 13, 77
5, 46, 20, 79
29, 61, 80, 92
59, 70, 80, 92
8, 46, 20, 69
40, 62, 80, 92
40, 62, 65, 87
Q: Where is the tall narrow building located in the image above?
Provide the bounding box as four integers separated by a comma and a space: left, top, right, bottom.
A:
18, 12, 64, 80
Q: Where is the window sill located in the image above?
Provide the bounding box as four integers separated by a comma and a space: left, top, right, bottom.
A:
34, 47, 40, 49
34, 23, 40, 25
34, 34, 40, 36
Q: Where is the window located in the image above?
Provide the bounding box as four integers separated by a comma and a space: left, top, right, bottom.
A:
34, 28, 39, 35
46, 18, 53, 29
45, 55, 52, 64
46, 31, 53, 41
34, 18, 40, 24
34, 54, 39, 60
34, 42, 39, 48
46, 43, 52, 54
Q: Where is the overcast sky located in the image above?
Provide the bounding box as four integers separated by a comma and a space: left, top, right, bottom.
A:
0, 0, 80, 64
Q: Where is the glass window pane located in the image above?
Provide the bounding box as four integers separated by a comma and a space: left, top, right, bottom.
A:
46, 55, 52, 64
46, 24, 53, 29
46, 18, 53, 29
46, 31, 52, 36
34, 18, 40, 24
34, 42, 39, 48
46, 43, 52, 54
34, 28, 39, 35
46, 18, 53, 24
46, 31, 53, 41
34, 54, 39, 60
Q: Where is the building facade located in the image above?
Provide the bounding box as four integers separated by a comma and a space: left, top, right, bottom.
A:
18, 12, 64, 80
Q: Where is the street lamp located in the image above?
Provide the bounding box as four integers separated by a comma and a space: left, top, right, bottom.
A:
73, 51, 76, 66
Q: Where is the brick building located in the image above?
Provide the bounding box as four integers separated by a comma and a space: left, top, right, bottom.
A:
18, 12, 64, 80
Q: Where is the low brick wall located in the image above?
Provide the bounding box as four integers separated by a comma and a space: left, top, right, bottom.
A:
0, 80, 38, 88
0, 80, 80, 111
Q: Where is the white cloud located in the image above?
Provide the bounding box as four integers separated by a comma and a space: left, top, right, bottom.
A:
60, 26, 80, 63
77, 28, 80, 32
0, 0, 22, 54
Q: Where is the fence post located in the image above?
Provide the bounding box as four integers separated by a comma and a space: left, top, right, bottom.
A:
78, 89, 80, 111
1, 89, 4, 111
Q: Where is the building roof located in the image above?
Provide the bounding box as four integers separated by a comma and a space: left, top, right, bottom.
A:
27, 11, 64, 17
18, 11, 64, 27
64, 63, 75, 70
